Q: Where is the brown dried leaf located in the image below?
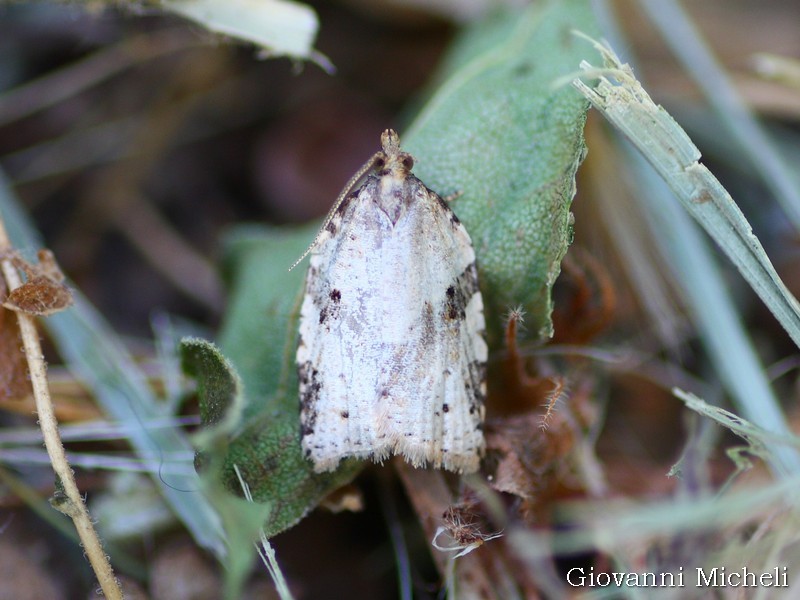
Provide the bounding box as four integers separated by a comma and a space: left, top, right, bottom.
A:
489, 295, 606, 521
551, 248, 617, 345
395, 463, 523, 598
0, 307, 30, 400
4, 276, 73, 316
2, 249, 73, 316
486, 408, 584, 524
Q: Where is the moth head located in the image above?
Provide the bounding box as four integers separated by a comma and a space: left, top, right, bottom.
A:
379, 129, 414, 175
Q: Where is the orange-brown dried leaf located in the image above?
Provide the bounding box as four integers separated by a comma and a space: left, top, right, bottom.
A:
4, 276, 73, 316
0, 307, 30, 400
2, 249, 73, 316
551, 248, 616, 345
491, 307, 565, 415
486, 408, 584, 524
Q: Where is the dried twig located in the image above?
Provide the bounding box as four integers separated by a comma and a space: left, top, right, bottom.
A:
0, 216, 122, 600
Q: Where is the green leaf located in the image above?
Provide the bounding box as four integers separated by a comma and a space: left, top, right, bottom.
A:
181, 338, 244, 434
405, 0, 599, 341
180, 337, 292, 597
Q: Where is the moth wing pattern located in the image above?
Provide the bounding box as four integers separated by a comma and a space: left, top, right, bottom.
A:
296, 130, 487, 474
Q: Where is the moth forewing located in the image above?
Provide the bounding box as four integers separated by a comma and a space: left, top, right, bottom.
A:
297, 129, 487, 474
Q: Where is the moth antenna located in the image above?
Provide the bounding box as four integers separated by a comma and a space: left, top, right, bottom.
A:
289, 149, 385, 272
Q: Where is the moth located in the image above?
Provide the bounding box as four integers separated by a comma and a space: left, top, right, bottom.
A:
296, 130, 487, 474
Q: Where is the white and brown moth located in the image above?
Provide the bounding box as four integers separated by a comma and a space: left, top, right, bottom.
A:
296, 129, 487, 474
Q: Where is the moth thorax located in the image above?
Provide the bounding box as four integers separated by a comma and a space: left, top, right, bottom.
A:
377, 175, 414, 225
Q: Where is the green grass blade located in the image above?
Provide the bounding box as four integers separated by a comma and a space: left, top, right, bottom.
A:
631, 151, 800, 475
573, 41, 800, 352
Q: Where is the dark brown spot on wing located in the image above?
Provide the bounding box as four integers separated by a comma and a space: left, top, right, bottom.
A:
298, 361, 322, 436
